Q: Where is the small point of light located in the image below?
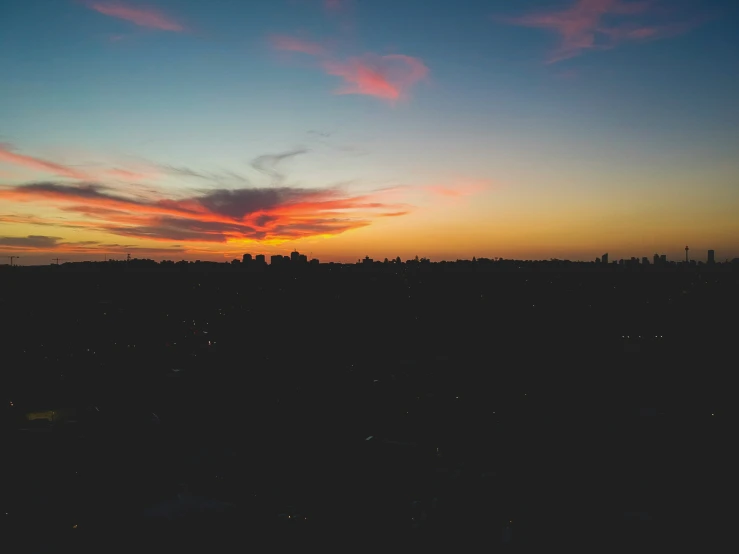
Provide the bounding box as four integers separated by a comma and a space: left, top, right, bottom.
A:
72, 524, 78, 529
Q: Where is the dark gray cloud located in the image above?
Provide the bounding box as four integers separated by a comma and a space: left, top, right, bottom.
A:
0, 235, 63, 248
103, 226, 229, 243
195, 187, 321, 219
102, 216, 256, 243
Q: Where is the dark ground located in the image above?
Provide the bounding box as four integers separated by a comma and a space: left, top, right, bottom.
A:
1, 262, 734, 551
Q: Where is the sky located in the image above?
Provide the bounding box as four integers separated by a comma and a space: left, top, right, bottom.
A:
1, 0, 738, 264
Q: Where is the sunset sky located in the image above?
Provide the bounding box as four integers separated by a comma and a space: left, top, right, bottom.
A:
1, 0, 738, 264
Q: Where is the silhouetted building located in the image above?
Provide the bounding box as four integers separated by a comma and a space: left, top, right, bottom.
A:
255, 254, 266, 265
242, 254, 252, 264
291, 251, 300, 263
271, 255, 283, 266
298, 254, 307, 264
642, 257, 649, 265
310, 258, 319, 266
602, 253, 609, 265
708, 250, 715, 264
363, 256, 373, 265
660, 255, 666, 264
653, 253, 660, 265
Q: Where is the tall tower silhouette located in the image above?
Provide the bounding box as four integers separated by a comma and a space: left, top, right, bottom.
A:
685, 246, 689, 263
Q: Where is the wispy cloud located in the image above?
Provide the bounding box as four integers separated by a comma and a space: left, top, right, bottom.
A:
0, 145, 90, 180
269, 35, 428, 101
323, 54, 429, 101
106, 168, 149, 181
85, 1, 184, 32
499, 0, 701, 63
324, 0, 343, 10
0, 144, 161, 184
250, 148, 308, 185
269, 35, 327, 56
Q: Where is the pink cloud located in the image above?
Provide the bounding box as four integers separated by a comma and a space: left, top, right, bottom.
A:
501, 0, 698, 63
86, 2, 184, 32
106, 168, 148, 181
268, 33, 428, 102
0, 145, 90, 180
269, 35, 327, 56
324, 0, 343, 10
323, 54, 428, 101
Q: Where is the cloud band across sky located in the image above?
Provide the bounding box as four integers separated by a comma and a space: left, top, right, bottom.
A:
0, 179, 410, 245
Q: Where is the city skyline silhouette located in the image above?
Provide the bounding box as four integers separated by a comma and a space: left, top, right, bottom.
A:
2, 1, 739, 265
2, 1, 737, 550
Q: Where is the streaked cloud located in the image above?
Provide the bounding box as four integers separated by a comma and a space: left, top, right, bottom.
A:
0, 235, 63, 249
0, 145, 160, 184
269, 35, 327, 56
106, 168, 149, 181
85, 1, 184, 32
0, 145, 90, 180
499, 0, 700, 63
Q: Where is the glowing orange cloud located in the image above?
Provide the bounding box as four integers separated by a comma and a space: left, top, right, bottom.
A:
0, 145, 90, 180
500, 0, 699, 63
86, 2, 184, 32
0, 179, 411, 245
323, 54, 428, 101
269, 35, 327, 56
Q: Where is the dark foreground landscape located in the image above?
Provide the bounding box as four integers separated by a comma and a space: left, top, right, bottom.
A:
1, 260, 734, 551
